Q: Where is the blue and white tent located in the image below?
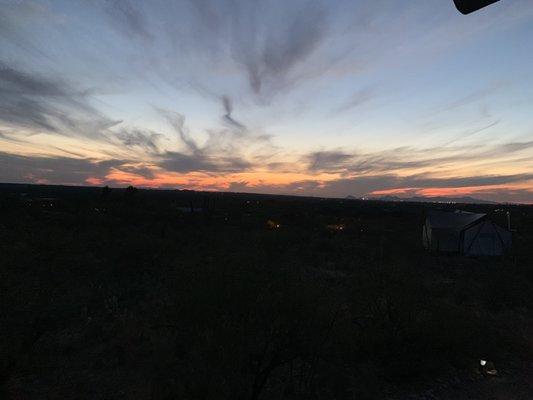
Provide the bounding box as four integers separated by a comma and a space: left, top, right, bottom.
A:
423, 210, 511, 256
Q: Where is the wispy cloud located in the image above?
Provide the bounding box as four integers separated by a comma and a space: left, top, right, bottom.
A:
0, 151, 123, 185
228, 1, 329, 98
334, 87, 375, 113
221, 95, 246, 131
102, 0, 153, 41
305, 150, 353, 172
159, 152, 251, 173
155, 104, 270, 174
0, 63, 119, 139
114, 128, 164, 154
157, 109, 200, 154
440, 119, 500, 147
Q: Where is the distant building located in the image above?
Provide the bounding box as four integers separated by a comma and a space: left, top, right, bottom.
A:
422, 210, 512, 256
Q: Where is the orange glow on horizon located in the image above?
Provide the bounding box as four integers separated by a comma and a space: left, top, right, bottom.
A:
80, 167, 533, 203
371, 182, 533, 202
96, 168, 342, 190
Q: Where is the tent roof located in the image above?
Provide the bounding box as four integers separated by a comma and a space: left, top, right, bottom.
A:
426, 210, 486, 230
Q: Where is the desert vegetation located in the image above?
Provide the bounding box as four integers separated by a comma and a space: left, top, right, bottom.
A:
1, 183, 532, 399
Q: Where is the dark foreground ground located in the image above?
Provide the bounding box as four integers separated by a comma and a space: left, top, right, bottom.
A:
1, 183, 532, 399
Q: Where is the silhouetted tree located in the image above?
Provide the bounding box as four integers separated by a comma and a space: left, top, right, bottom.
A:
125, 185, 138, 197
101, 185, 112, 199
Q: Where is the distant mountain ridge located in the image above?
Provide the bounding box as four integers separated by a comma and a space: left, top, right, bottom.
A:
347, 195, 497, 204
0, 182, 501, 204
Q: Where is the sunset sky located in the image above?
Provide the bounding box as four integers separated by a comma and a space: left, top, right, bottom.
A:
1, 0, 533, 202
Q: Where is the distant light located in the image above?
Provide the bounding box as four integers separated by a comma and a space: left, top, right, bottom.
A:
267, 220, 281, 229
480, 360, 487, 366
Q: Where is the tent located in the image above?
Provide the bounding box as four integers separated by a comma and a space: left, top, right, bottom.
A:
422, 210, 511, 256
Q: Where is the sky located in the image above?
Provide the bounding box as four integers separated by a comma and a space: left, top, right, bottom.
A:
1, 0, 533, 203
